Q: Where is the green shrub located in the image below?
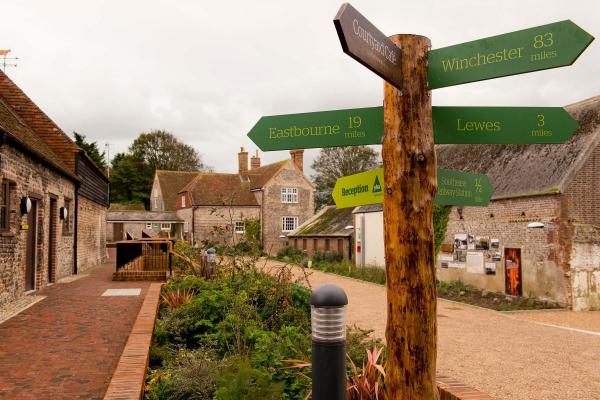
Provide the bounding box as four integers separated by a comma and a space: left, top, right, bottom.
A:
214, 357, 284, 400
312, 250, 343, 264
276, 246, 303, 262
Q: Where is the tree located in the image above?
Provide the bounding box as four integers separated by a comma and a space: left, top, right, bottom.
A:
109, 153, 154, 207
311, 146, 380, 209
129, 130, 206, 171
73, 131, 106, 170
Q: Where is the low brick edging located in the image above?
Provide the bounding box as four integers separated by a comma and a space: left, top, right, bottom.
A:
437, 375, 495, 400
103, 283, 163, 400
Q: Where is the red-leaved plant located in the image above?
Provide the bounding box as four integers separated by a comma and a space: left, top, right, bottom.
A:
281, 345, 386, 400
161, 287, 196, 308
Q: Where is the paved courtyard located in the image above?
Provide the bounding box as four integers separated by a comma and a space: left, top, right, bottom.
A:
264, 259, 600, 400
0, 264, 151, 399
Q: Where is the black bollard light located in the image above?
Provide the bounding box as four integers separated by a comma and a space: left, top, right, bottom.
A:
310, 284, 348, 400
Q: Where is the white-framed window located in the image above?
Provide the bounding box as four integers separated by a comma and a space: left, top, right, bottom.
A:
146, 223, 153, 230
281, 187, 298, 203
184, 221, 189, 233
281, 216, 298, 232
160, 223, 171, 231
234, 221, 245, 234
181, 195, 186, 208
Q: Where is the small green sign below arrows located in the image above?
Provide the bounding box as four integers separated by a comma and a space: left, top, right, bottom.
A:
247, 107, 383, 151
333, 168, 493, 208
428, 20, 594, 89
433, 106, 578, 144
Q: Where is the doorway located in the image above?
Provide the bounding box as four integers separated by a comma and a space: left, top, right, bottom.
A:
504, 248, 522, 296
114, 223, 124, 241
25, 199, 38, 291
48, 197, 57, 283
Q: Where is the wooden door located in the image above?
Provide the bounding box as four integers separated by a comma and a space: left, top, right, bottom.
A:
504, 248, 522, 296
25, 199, 38, 291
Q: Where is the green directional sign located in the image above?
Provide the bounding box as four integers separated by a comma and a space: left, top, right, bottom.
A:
247, 107, 383, 151
435, 169, 493, 206
433, 106, 578, 144
428, 20, 594, 89
249, 105, 578, 150
332, 168, 384, 208
333, 168, 493, 208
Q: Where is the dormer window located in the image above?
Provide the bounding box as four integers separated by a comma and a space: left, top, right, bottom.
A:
281, 187, 298, 203
181, 194, 186, 208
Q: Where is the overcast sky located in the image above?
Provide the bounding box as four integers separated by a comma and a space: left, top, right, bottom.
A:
1, 1, 598, 176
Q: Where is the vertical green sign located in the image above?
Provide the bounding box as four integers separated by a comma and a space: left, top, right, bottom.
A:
332, 168, 493, 208
428, 20, 594, 89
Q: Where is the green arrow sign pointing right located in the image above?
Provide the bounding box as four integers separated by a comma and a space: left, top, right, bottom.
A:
332, 168, 493, 208
429, 20, 594, 89
433, 106, 579, 144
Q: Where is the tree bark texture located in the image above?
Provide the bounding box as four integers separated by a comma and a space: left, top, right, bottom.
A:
383, 34, 437, 399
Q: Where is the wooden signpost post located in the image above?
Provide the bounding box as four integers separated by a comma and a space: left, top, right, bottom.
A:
246, 3, 594, 398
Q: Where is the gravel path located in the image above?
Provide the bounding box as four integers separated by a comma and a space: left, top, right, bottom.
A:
262, 259, 600, 400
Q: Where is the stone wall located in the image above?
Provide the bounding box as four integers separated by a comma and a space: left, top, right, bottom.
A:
262, 162, 314, 254
0, 144, 75, 306
191, 206, 260, 247
76, 196, 107, 273
570, 224, 600, 310
288, 236, 352, 260
437, 194, 570, 305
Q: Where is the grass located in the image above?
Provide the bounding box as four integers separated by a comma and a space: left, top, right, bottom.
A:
310, 260, 387, 285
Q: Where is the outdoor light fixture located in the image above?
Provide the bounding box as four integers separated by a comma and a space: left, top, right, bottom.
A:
344, 225, 354, 229
59, 207, 68, 220
20, 197, 32, 215
527, 222, 545, 229
279, 235, 286, 238
310, 284, 348, 400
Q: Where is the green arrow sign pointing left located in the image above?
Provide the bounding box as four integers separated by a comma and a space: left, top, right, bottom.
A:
332, 168, 493, 208
247, 107, 383, 151
429, 20, 594, 89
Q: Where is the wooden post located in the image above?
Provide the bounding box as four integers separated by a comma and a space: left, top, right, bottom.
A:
383, 34, 437, 399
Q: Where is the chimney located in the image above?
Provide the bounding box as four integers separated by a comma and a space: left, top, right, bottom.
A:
290, 150, 304, 173
238, 147, 248, 178
250, 150, 261, 170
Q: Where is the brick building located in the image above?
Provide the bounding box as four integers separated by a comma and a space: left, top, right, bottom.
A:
437, 96, 600, 310
287, 205, 354, 260
0, 71, 108, 306
151, 148, 314, 253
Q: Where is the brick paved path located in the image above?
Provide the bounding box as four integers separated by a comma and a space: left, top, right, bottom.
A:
0, 263, 151, 399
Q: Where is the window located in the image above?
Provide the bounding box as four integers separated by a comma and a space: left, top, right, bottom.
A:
0, 180, 9, 230
181, 195, 186, 208
63, 198, 72, 235
234, 221, 245, 234
184, 221, 189, 233
160, 223, 171, 231
281, 187, 298, 203
281, 216, 298, 232
146, 223, 153, 230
